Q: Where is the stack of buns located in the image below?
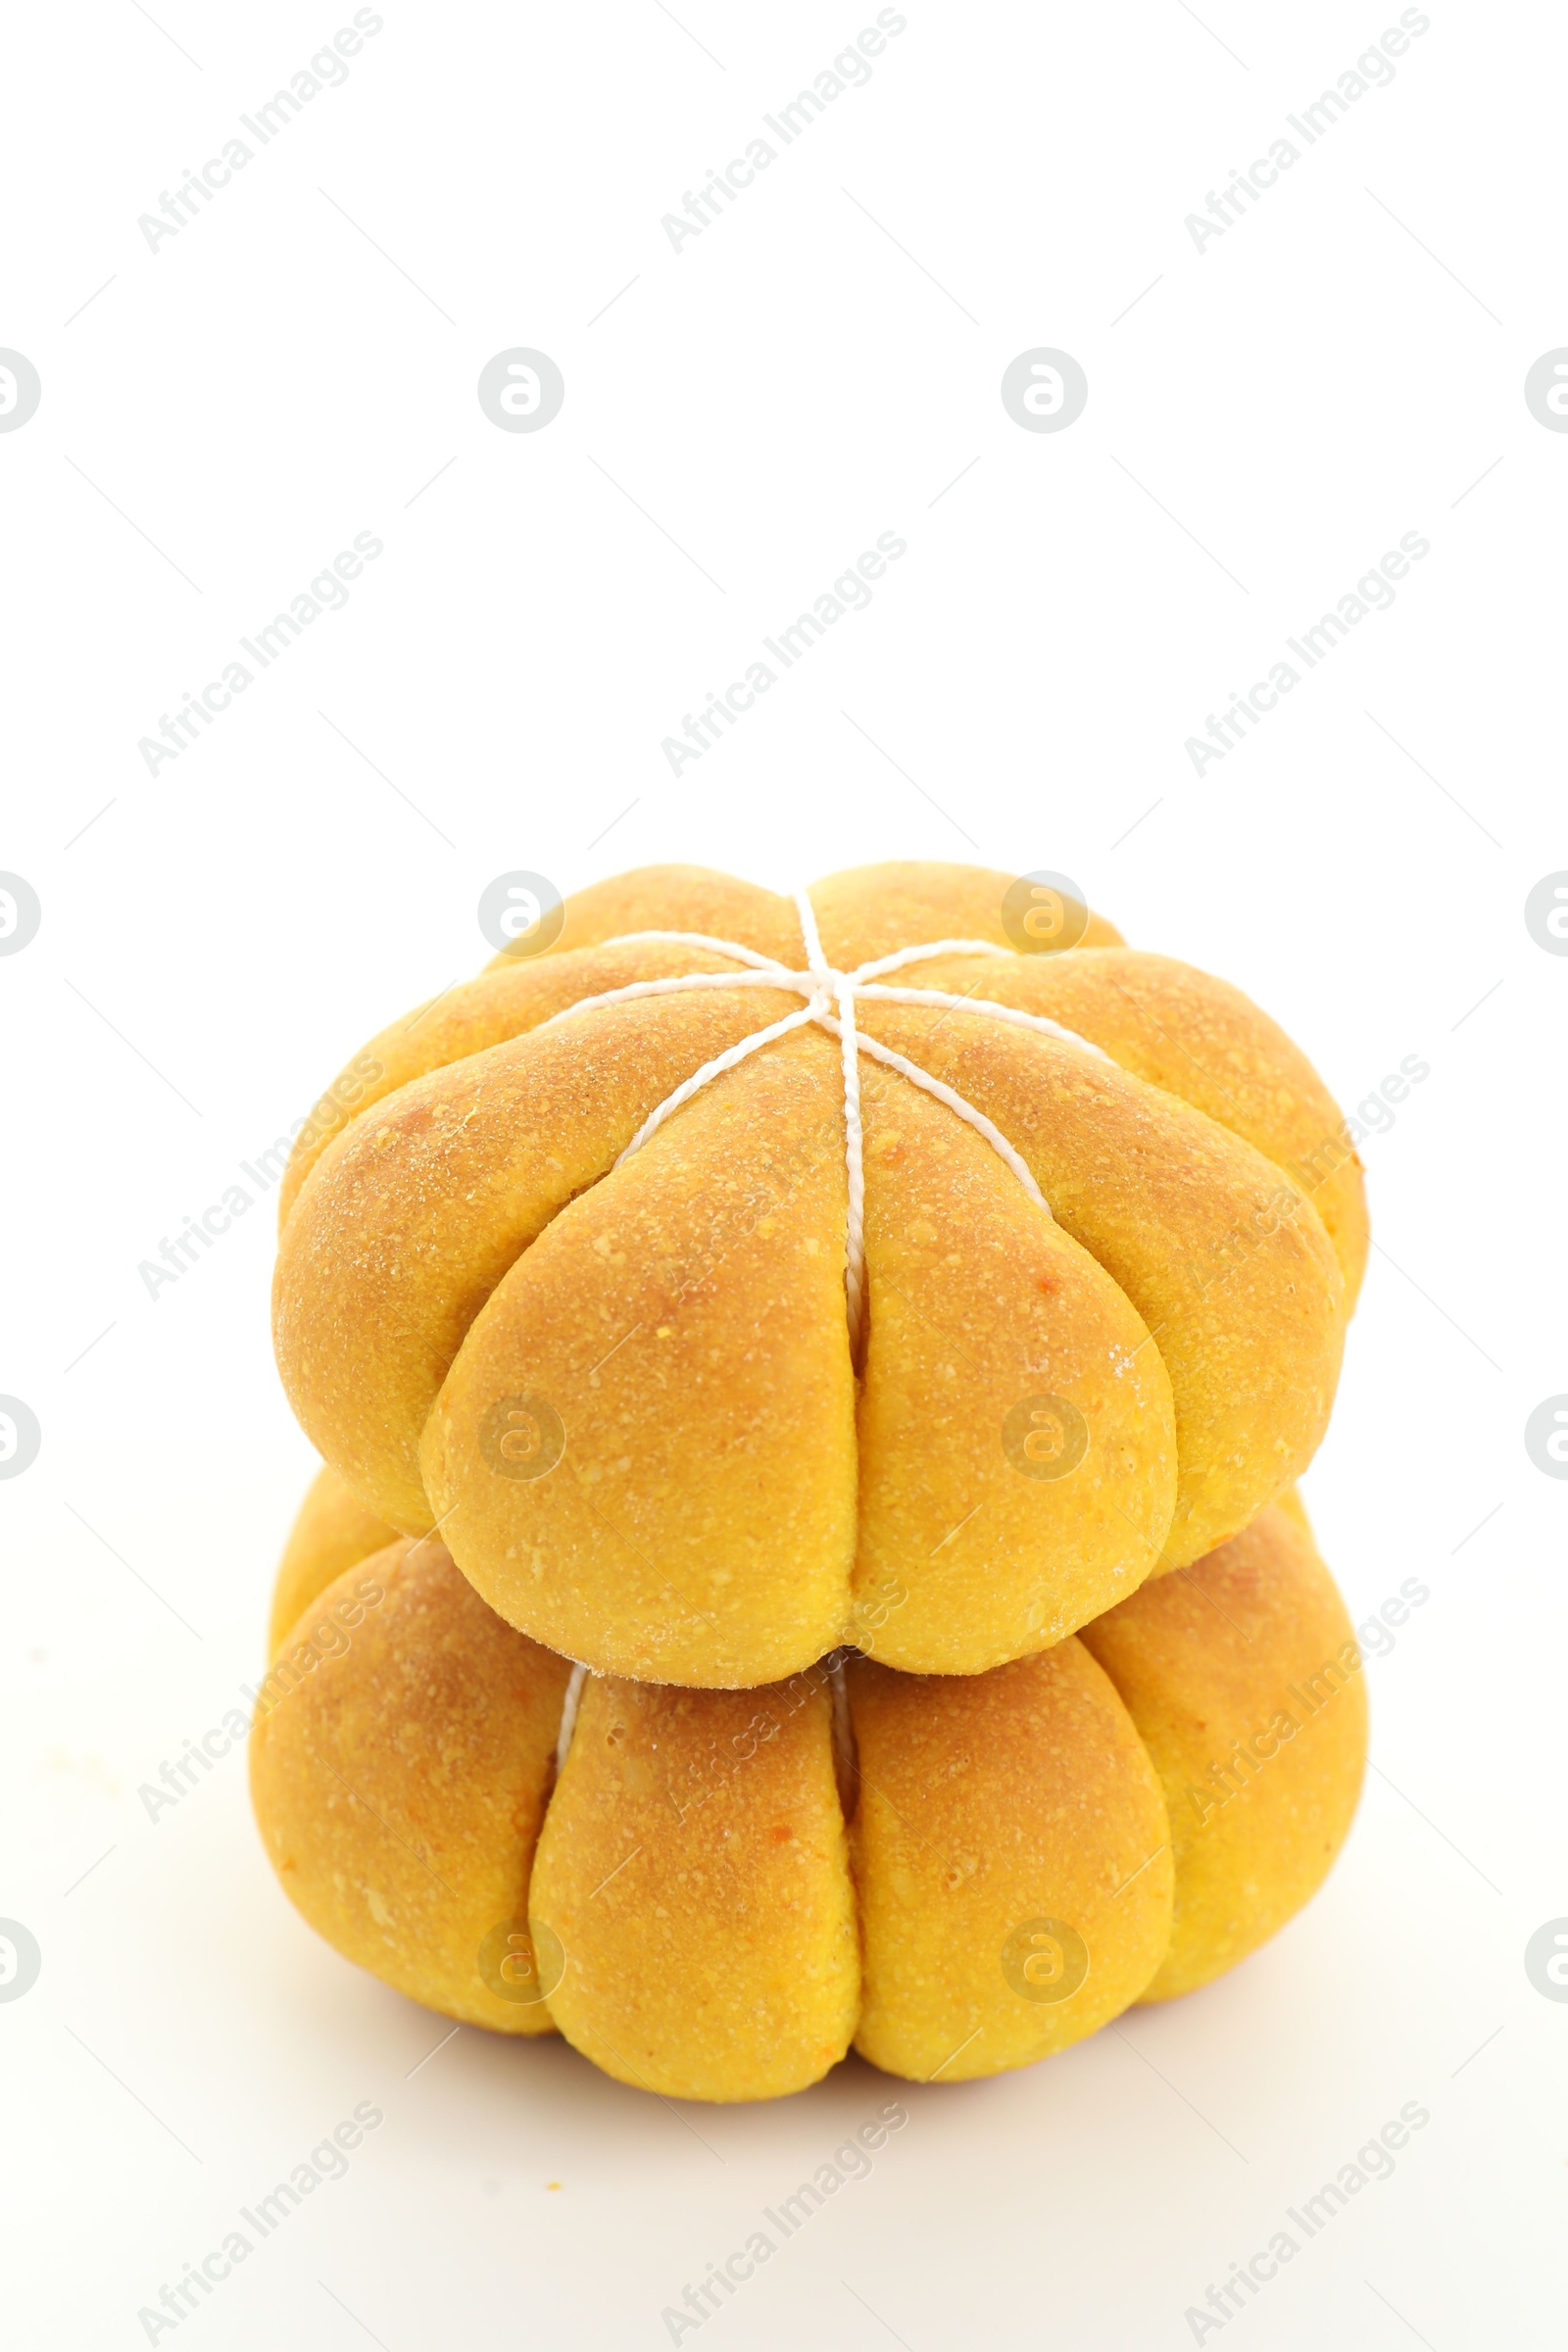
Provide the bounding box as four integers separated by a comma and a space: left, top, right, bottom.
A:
252, 863, 1368, 2100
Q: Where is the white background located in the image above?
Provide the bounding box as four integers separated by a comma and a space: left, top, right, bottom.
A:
3, 1, 1565, 2345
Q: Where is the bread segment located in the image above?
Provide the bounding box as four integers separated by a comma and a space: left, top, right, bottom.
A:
530, 1671, 859, 2101
420, 1029, 858, 1687
855, 1063, 1177, 1672
1079, 1497, 1367, 1999
249, 1539, 570, 2034
848, 1642, 1172, 2081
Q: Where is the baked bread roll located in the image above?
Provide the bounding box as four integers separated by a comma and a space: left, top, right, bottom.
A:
251, 1466, 1366, 2100
271, 863, 1364, 1687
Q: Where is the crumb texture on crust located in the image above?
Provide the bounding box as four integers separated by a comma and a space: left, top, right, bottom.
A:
849, 1641, 1173, 2082
855, 1063, 1176, 1672
900, 948, 1368, 1306
250, 1537, 569, 2034
1080, 1497, 1367, 2000
252, 1468, 1367, 2098
857, 999, 1346, 1567
420, 1029, 858, 1687
270, 862, 1363, 1688
273, 990, 804, 1537
531, 1673, 860, 2102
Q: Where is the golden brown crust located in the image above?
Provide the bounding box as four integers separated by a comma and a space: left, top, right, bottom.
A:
487, 864, 805, 971
898, 947, 1368, 1306
283, 865, 802, 1227
254, 1471, 1368, 2096
1078, 1500, 1366, 1999
268, 1461, 397, 1657
280, 863, 1125, 1227
848, 1642, 1172, 2080
277, 938, 781, 1229
249, 1540, 571, 2033
529, 1671, 859, 2101
273, 989, 806, 1535
421, 1030, 858, 1686
855, 1064, 1176, 1671
858, 1001, 1346, 1567
1273, 1483, 1312, 1540
808, 860, 1123, 967
270, 861, 1355, 1688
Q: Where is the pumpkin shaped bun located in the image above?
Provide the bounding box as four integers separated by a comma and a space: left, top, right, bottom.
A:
251, 1464, 1368, 2102
271, 865, 1366, 1689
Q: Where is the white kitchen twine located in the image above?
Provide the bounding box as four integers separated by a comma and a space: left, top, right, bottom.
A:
537, 887, 1110, 1364
540, 888, 1111, 1768
556, 1660, 587, 1775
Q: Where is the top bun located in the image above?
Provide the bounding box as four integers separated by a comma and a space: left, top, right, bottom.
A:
272, 861, 1364, 1688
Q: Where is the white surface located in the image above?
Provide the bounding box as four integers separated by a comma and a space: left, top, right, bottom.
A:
3, 2, 1565, 2346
